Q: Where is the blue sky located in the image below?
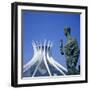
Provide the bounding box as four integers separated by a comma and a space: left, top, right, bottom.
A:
22, 10, 80, 68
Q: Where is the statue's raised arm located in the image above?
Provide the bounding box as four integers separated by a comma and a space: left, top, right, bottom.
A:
60, 39, 64, 55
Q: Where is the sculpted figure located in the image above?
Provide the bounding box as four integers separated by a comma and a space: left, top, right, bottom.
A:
60, 27, 80, 75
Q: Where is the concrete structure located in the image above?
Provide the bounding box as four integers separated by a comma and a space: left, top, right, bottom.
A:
23, 40, 67, 77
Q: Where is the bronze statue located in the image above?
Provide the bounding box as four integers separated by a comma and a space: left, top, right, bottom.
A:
60, 27, 80, 75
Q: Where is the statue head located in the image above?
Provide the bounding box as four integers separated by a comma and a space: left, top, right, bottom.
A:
64, 27, 71, 37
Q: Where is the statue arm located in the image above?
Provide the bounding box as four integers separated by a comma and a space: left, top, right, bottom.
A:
60, 48, 64, 55
60, 39, 64, 55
